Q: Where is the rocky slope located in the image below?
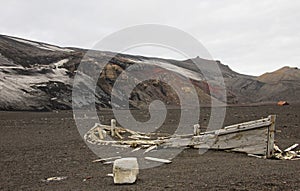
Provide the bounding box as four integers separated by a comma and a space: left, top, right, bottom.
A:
0, 35, 299, 111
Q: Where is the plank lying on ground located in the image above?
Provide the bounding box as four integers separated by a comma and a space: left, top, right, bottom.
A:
92, 156, 121, 163
284, 144, 299, 152
144, 157, 172, 164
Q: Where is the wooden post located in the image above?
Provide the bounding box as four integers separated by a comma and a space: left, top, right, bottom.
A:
97, 127, 104, 139
193, 124, 200, 136
111, 119, 116, 137
266, 115, 276, 158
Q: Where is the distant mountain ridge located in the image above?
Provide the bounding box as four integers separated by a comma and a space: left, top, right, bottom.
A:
0, 34, 299, 111
258, 66, 300, 83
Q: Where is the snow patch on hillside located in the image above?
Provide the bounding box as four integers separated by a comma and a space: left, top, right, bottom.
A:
7, 37, 74, 52
53, 59, 69, 69
143, 59, 202, 81
0, 58, 71, 107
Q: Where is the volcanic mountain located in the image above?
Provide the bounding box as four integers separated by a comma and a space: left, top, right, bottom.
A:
0, 35, 299, 111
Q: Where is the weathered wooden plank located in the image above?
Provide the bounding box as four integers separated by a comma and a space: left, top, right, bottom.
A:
144, 145, 157, 153
210, 128, 268, 155
230, 144, 267, 155
92, 156, 121, 163
144, 157, 172, 164
190, 134, 217, 148
215, 121, 271, 136
284, 144, 299, 152
166, 137, 192, 147
224, 117, 271, 130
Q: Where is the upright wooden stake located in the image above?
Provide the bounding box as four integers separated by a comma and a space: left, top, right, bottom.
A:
266, 115, 276, 158
193, 124, 201, 136
111, 119, 116, 137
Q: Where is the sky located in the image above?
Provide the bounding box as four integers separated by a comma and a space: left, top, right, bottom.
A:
1, 0, 299, 76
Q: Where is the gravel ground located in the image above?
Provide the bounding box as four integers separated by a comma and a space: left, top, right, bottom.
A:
0, 104, 299, 190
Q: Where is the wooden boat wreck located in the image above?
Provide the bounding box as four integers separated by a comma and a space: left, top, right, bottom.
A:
84, 115, 284, 159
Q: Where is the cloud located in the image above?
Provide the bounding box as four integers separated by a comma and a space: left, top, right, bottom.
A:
0, 0, 299, 75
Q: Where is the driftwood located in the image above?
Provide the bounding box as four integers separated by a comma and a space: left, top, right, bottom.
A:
274, 143, 300, 160
84, 115, 299, 160
144, 157, 172, 164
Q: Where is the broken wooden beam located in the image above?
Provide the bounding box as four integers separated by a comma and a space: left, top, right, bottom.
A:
284, 144, 299, 152
144, 157, 172, 164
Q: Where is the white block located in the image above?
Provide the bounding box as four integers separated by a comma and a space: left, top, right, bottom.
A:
113, 157, 139, 184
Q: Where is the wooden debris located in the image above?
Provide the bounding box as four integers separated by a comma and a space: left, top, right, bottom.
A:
112, 144, 131, 148
274, 144, 282, 153
144, 157, 172, 164
115, 130, 123, 140
193, 124, 201, 136
128, 134, 151, 140
103, 161, 115, 165
42, 176, 67, 182
247, 154, 266, 159
284, 144, 299, 152
92, 156, 121, 163
111, 119, 116, 137
96, 127, 106, 140
274, 143, 300, 160
131, 147, 142, 152
83, 176, 93, 182
144, 145, 157, 153
266, 115, 276, 158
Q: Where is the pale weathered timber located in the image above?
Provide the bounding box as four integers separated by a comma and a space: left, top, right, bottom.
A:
274, 143, 300, 160
266, 115, 276, 158
190, 115, 276, 156
144, 157, 172, 164
284, 144, 299, 152
92, 156, 122, 163
111, 119, 116, 137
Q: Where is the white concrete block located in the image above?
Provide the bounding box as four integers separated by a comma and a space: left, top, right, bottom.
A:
113, 157, 139, 184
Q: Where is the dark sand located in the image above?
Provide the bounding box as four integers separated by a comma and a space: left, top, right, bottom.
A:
1, 104, 299, 190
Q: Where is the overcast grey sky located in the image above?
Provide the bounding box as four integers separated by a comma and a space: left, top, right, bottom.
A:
1, 0, 299, 75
